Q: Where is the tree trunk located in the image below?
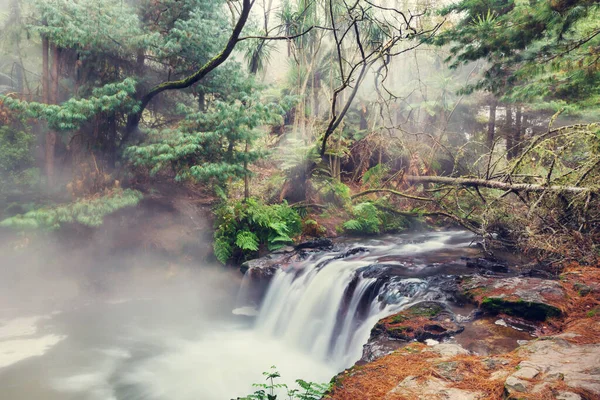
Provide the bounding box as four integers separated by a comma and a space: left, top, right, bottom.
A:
51, 45, 60, 103
136, 49, 145, 75
513, 105, 523, 158
244, 140, 250, 201
42, 34, 49, 104
198, 91, 206, 112
360, 103, 368, 131
45, 45, 61, 187
486, 98, 497, 150
505, 104, 513, 159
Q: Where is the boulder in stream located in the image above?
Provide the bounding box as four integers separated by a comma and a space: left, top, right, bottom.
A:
361, 301, 464, 363
460, 275, 565, 321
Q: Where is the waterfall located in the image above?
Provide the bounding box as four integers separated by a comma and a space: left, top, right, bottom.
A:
251, 231, 474, 370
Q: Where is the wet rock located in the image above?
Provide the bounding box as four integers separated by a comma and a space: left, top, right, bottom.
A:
315, 247, 370, 270
373, 302, 464, 342
339, 246, 369, 258
240, 254, 282, 275
520, 268, 557, 279
356, 264, 396, 279
239, 247, 323, 305
460, 275, 564, 321
294, 238, 333, 251
377, 278, 430, 305
361, 302, 464, 362
464, 257, 509, 274
455, 314, 536, 356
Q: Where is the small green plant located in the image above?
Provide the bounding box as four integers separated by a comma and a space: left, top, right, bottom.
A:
301, 219, 326, 237
237, 366, 331, 400
317, 179, 351, 207
214, 198, 302, 264
343, 202, 382, 235
343, 200, 410, 235
362, 164, 390, 188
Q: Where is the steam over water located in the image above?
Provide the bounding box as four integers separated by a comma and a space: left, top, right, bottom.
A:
0, 231, 477, 399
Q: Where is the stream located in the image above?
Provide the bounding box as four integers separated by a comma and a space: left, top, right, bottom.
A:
0, 230, 482, 399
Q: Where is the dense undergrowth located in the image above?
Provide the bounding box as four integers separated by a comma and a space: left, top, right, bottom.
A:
213, 198, 302, 264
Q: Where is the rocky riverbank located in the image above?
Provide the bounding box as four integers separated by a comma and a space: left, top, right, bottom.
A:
327, 264, 600, 400
239, 233, 600, 399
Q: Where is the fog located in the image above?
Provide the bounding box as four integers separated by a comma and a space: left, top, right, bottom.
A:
0, 215, 339, 399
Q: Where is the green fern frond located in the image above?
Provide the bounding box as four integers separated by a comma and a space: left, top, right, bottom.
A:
235, 230, 260, 251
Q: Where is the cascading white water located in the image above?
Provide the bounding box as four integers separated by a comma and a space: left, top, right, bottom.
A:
253, 231, 473, 370
0, 231, 477, 400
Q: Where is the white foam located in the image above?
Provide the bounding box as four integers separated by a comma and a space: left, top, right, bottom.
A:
0, 334, 65, 369
121, 329, 336, 400
52, 347, 130, 400
0, 316, 45, 339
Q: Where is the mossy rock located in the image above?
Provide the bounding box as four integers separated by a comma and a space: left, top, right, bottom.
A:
374, 301, 463, 342
481, 296, 561, 321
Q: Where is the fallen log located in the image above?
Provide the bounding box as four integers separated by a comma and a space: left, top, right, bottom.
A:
405, 175, 596, 194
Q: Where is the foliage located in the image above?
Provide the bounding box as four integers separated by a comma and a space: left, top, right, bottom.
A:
213, 198, 302, 264
127, 86, 291, 188
0, 189, 143, 230
301, 219, 326, 237
362, 164, 390, 189
343, 202, 382, 235
2, 79, 139, 130
31, 0, 146, 53
237, 366, 331, 400
0, 125, 35, 177
435, 0, 600, 109
343, 200, 410, 235
0, 118, 38, 201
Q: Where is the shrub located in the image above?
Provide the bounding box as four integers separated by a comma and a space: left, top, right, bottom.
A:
301, 219, 326, 237
343, 202, 381, 234
0, 189, 143, 230
343, 201, 409, 235
312, 178, 351, 207
362, 164, 390, 188
213, 198, 302, 264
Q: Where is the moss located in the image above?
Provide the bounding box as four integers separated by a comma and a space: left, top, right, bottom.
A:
390, 326, 411, 333
389, 314, 409, 324
587, 308, 598, 318
574, 283, 592, 296
408, 303, 444, 317
481, 297, 561, 321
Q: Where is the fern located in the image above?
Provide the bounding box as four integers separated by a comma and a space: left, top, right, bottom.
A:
235, 230, 260, 251
213, 198, 301, 264
342, 202, 382, 235
214, 237, 233, 264
362, 164, 390, 188
343, 219, 364, 232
